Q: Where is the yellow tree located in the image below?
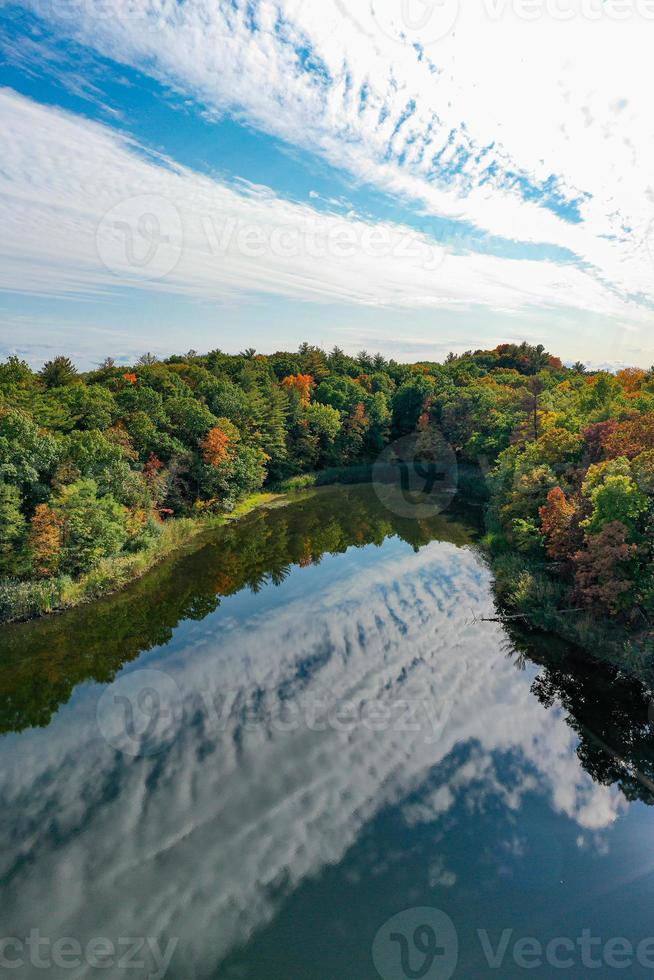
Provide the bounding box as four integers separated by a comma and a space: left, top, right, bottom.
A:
282, 374, 314, 407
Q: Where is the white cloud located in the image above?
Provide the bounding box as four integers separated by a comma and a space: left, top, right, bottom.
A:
0, 88, 649, 326
18, 0, 654, 308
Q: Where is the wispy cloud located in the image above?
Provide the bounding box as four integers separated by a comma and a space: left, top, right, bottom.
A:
0, 88, 648, 327
18, 0, 654, 308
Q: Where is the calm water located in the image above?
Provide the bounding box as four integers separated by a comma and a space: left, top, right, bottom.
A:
2, 484, 654, 979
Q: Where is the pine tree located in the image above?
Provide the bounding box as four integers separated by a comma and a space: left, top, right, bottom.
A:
39, 356, 78, 389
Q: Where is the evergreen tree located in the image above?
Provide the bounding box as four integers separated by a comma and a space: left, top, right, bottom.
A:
39, 357, 78, 389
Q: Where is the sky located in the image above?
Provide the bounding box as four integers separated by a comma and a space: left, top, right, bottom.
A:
1, 0, 654, 368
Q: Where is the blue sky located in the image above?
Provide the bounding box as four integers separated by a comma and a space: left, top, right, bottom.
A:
1, 0, 653, 368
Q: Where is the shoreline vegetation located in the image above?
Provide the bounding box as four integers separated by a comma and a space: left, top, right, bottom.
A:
0, 491, 285, 625
1, 342, 654, 683
0, 484, 482, 737
0, 461, 487, 626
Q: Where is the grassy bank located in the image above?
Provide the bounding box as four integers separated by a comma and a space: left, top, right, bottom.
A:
0, 464, 390, 627
273, 459, 489, 499
0, 491, 284, 626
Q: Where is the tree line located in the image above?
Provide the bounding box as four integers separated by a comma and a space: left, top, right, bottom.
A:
1, 340, 654, 639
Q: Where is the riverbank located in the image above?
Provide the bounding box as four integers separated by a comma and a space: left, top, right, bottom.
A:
485, 535, 654, 686
5, 460, 649, 690
0, 470, 380, 626
0, 491, 289, 626
0, 461, 490, 627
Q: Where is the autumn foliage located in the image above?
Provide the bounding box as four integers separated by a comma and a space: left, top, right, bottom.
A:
28, 504, 62, 577
200, 426, 233, 467
573, 522, 638, 615
143, 454, 164, 480
539, 487, 579, 561
616, 367, 647, 393
282, 374, 314, 406
3, 339, 654, 646
601, 413, 654, 460
582, 420, 620, 463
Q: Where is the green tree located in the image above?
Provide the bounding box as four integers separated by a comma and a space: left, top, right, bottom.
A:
302, 403, 342, 467
315, 376, 366, 415
53, 479, 129, 575
63, 429, 128, 480
0, 483, 26, 575
583, 474, 649, 538
165, 398, 218, 443
0, 409, 60, 498
39, 357, 78, 389
392, 375, 437, 435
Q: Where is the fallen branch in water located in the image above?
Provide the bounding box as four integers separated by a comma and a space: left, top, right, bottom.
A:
475, 608, 585, 624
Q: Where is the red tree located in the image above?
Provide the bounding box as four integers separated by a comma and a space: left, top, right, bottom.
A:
582, 420, 619, 463
29, 504, 62, 577
601, 413, 654, 460
573, 521, 638, 615
539, 487, 580, 561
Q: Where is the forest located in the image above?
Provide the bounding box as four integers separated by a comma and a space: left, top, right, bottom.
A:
1, 340, 654, 668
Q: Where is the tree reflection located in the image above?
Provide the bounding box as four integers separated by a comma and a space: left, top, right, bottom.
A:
0, 485, 478, 734
508, 624, 654, 805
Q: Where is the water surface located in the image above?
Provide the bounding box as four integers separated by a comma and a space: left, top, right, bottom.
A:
2, 484, 654, 978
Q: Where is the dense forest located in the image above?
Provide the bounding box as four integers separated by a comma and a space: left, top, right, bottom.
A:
1, 340, 654, 667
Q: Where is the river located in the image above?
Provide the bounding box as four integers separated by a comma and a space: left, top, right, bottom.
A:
1, 484, 654, 978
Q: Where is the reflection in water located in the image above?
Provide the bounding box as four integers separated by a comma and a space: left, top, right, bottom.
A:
530, 652, 654, 806
1, 485, 654, 979
0, 486, 475, 734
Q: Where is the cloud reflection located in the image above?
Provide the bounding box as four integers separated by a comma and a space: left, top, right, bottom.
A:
0, 538, 625, 978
